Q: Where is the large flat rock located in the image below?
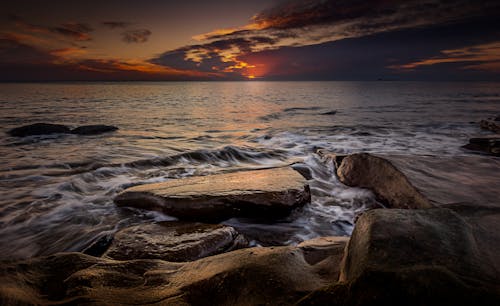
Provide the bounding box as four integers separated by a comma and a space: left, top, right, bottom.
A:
114, 167, 311, 221
0, 237, 347, 305
103, 222, 248, 262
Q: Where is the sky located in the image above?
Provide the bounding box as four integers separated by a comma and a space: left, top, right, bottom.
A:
1, 0, 500, 81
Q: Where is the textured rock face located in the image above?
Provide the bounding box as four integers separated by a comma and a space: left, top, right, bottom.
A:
70, 125, 118, 135
115, 167, 311, 221
299, 207, 500, 306
336, 153, 432, 209
7, 123, 71, 137
0, 238, 347, 305
103, 222, 248, 262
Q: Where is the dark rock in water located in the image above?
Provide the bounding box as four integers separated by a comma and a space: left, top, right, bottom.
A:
463, 135, 500, 156
70, 125, 118, 135
292, 163, 313, 180
321, 110, 337, 115
299, 207, 500, 306
0, 238, 347, 305
335, 153, 432, 209
114, 167, 311, 221
103, 222, 248, 262
7, 123, 70, 137
480, 119, 500, 133
495, 116, 500, 122
82, 234, 114, 257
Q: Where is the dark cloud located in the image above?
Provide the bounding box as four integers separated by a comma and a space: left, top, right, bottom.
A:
102, 21, 132, 29
0, 37, 56, 64
152, 0, 500, 79
121, 29, 152, 43
51, 23, 93, 41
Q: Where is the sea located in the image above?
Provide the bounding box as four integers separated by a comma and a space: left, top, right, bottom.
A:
0, 81, 499, 260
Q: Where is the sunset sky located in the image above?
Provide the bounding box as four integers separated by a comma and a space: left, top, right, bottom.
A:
1, 0, 500, 81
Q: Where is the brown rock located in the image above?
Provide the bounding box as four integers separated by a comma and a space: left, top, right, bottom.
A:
336, 153, 432, 209
299, 207, 500, 306
0, 238, 348, 305
114, 167, 311, 221
103, 222, 248, 262
480, 119, 500, 133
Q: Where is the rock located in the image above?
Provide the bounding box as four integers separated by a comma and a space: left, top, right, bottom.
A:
463, 135, 500, 156
335, 153, 432, 209
0, 238, 348, 305
321, 110, 337, 115
7, 123, 70, 137
70, 125, 118, 135
299, 207, 500, 306
480, 119, 500, 133
115, 167, 311, 221
103, 222, 248, 262
317, 149, 346, 170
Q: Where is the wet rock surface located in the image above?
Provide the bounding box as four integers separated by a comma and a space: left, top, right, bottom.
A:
7, 123, 71, 137
299, 207, 500, 306
115, 167, 311, 221
335, 153, 432, 209
103, 222, 248, 262
463, 135, 500, 156
70, 125, 118, 135
0, 238, 347, 305
7, 123, 118, 137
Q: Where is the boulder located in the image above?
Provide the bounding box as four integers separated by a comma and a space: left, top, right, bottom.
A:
480, 119, 500, 133
103, 222, 248, 262
299, 207, 500, 306
70, 125, 118, 135
463, 135, 500, 156
7, 123, 70, 137
0, 238, 348, 305
114, 167, 311, 221
335, 153, 432, 209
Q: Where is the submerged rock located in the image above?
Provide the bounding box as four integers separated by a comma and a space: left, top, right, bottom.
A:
463, 135, 500, 156
299, 207, 500, 306
335, 153, 432, 209
480, 119, 500, 133
114, 167, 311, 221
103, 222, 248, 262
0, 238, 347, 305
7, 123, 71, 137
70, 125, 118, 135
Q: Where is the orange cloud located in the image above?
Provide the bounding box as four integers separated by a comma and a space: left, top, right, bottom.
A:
391, 41, 500, 71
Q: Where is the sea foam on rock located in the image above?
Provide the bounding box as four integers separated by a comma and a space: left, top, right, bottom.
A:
103, 222, 248, 262
114, 167, 311, 221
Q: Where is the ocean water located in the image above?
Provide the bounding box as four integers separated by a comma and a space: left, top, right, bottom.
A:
0, 81, 499, 260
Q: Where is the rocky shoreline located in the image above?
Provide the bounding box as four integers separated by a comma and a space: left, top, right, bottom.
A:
1, 147, 499, 305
